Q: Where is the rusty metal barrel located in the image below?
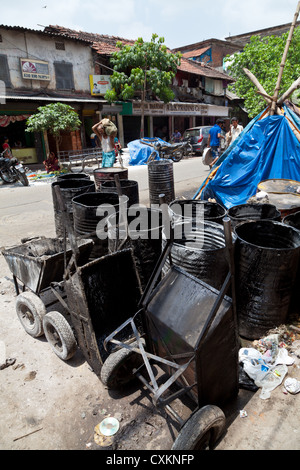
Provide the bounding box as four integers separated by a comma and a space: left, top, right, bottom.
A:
51, 179, 95, 237
228, 203, 281, 228
57, 173, 90, 181
72, 192, 124, 259
93, 167, 128, 191
107, 207, 163, 290
163, 221, 232, 290
169, 200, 227, 226
234, 220, 300, 339
100, 179, 139, 206
148, 160, 175, 205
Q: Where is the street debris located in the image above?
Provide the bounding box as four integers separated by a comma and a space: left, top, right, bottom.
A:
284, 378, 300, 394
239, 325, 300, 400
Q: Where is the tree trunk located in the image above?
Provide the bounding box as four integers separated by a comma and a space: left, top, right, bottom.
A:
140, 69, 147, 138
43, 130, 50, 157
55, 136, 60, 158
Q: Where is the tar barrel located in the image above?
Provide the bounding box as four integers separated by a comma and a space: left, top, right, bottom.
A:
93, 168, 128, 191
163, 220, 232, 291
56, 173, 90, 181
234, 220, 300, 340
227, 203, 281, 228
72, 192, 124, 259
51, 179, 95, 237
100, 179, 139, 206
169, 200, 227, 226
283, 210, 300, 312
107, 207, 163, 291
148, 160, 175, 205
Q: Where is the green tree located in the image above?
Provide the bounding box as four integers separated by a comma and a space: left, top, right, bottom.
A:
226, 28, 300, 118
105, 34, 182, 137
26, 102, 81, 156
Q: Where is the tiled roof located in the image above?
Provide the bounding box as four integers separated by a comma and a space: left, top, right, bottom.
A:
178, 57, 234, 81
44, 25, 136, 51
0, 24, 91, 43
182, 47, 210, 59
44, 25, 234, 81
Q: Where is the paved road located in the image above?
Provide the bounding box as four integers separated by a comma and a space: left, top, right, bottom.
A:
0, 157, 208, 247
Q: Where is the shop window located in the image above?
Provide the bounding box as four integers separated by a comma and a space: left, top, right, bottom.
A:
54, 62, 74, 90
0, 54, 11, 87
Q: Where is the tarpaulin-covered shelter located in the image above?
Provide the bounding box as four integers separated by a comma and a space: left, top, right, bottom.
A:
194, 1, 300, 209
195, 104, 300, 208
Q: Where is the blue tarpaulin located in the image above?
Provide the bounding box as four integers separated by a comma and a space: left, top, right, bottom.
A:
127, 138, 170, 165
196, 105, 300, 209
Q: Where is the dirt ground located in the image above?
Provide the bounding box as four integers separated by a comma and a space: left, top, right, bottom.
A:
0, 172, 300, 452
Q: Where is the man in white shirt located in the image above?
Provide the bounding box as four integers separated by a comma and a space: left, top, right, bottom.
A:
227, 117, 243, 145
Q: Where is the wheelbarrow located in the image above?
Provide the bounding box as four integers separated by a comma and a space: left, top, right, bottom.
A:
101, 217, 240, 450
2, 236, 94, 360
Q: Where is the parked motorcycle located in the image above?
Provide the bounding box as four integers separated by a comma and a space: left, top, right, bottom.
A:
0, 152, 29, 186
146, 139, 193, 163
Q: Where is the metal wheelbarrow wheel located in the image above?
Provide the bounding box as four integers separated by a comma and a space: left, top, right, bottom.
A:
171, 405, 225, 450
42, 311, 77, 361
15, 291, 47, 338
101, 341, 144, 389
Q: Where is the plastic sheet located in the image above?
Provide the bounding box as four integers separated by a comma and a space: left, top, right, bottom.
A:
127, 138, 170, 165
197, 105, 300, 209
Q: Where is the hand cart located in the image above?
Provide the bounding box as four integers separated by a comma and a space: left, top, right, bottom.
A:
100, 217, 239, 450
2, 236, 93, 360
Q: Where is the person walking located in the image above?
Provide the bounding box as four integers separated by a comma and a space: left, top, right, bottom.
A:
207, 119, 225, 169
92, 119, 118, 168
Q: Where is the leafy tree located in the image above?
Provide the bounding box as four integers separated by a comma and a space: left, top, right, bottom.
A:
105, 34, 182, 137
226, 28, 300, 118
26, 102, 81, 155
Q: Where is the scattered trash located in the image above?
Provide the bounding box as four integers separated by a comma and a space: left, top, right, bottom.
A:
284, 378, 300, 394
13, 427, 43, 442
0, 358, 16, 370
98, 417, 120, 436
239, 348, 289, 399
94, 418, 120, 448
239, 410, 248, 418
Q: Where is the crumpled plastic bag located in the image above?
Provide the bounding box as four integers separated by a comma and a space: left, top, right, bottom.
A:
239, 348, 289, 399
284, 378, 300, 394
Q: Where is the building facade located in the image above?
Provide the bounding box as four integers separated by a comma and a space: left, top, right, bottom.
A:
0, 25, 106, 164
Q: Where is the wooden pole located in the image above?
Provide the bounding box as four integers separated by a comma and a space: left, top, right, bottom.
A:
243, 68, 272, 104
277, 76, 300, 105
270, 1, 300, 115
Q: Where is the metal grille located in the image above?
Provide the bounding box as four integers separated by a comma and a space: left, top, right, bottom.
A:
55, 42, 65, 50
54, 62, 74, 90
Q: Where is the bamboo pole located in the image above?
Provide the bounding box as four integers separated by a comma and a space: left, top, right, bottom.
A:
243, 68, 272, 104
270, 1, 300, 115
277, 76, 300, 105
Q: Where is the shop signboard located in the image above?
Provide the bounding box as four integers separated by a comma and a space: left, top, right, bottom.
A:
20, 59, 50, 80
90, 75, 112, 96
130, 101, 226, 116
